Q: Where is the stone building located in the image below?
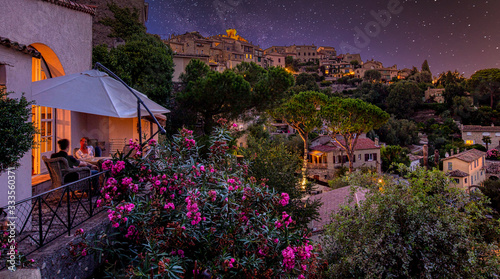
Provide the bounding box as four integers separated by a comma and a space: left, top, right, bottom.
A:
355, 59, 398, 81
443, 149, 486, 190
0, 0, 95, 209
424, 87, 445, 103
462, 125, 500, 148
264, 44, 320, 63
165, 29, 263, 71
307, 135, 382, 181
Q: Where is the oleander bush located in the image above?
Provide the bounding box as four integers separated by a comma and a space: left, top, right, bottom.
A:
79, 120, 324, 278
487, 149, 500, 160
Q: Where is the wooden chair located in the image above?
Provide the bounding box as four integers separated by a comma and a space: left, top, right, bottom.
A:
42, 156, 91, 189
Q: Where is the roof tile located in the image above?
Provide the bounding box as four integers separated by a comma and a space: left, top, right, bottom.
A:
462, 125, 500, 132
0, 37, 41, 58
39, 0, 96, 15
443, 149, 485, 163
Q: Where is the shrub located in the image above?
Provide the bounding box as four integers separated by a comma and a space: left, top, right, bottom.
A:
487, 149, 500, 160
478, 179, 500, 214
322, 166, 500, 278
81, 121, 324, 278
0, 89, 37, 173
320, 80, 332, 87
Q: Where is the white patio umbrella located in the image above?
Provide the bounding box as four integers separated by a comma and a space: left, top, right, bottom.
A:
32, 69, 170, 120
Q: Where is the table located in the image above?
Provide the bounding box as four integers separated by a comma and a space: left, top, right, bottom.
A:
81, 157, 112, 167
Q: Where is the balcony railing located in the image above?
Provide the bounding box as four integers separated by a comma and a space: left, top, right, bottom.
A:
0, 171, 107, 270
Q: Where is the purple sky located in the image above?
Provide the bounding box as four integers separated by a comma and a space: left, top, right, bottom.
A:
146, 0, 500, 77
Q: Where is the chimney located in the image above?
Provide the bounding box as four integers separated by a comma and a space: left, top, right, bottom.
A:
450, 149, 454, 156
423, 144, 429, 169
375, 137, 379, 146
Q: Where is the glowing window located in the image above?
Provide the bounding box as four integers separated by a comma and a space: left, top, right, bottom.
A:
465, 140, 473, 145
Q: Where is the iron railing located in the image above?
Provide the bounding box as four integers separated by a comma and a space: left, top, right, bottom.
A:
0, 171, 107, 269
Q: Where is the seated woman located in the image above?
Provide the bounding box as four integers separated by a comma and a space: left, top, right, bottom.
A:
75, 137, 95, 160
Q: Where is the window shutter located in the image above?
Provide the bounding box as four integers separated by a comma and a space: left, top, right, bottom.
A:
365, 154, 369, 161
374, 153, 377, 161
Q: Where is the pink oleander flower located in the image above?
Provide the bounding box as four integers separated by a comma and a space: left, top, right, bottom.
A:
164, 202, 175, 210
125, 225, 138, 239
178, 249, 185, 258
121, 177, 133, 185
275, 220, 283, 229
279, 192, 290, 206
282, 246, 295, 271
226, 258, 236, 268
148, 139, 157, 145
298, 274, 305, 279
81, 248, 87, 256
200, 165, 205, 172
282, 211, 293, 228
232, 123, 238, 128
184, 138, 196, 150
102, 160, 113, 171
227, 178, 236, 184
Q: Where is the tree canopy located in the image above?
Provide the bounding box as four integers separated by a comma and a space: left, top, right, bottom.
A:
272, 91, 328, 184
469, 68, 500, 108
386, 81, 423, 119
421, 59, 431, 74
92, 4, 174, 108
175, 61, 294, 134
372, 116, 419, 146
363, 69, 381, 82
323, 168, 500, 278
176, 70, 251, 134
321, 98, 389, 172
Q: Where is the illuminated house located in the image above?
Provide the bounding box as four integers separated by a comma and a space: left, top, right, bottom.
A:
264, 44, 320, 63
424, 87, 445, 103
442, 149, 486, 190
461, 125, 500, 148
166, 29, 263, 70
355, 59, 398, 81
307, 135, 382, 180
1, 0, 163, 209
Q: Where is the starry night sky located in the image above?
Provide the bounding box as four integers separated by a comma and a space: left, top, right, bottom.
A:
146, 0, 500, 77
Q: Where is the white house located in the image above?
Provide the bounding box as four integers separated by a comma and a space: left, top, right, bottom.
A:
0, 0, 165, 209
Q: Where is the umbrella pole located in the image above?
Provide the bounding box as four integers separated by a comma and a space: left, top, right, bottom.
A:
93, 62, 166, 142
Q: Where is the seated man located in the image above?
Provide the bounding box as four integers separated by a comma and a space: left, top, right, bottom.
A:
75, 137, 95, 160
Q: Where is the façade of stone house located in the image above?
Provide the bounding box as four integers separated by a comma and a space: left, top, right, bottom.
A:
307, 135, 381, 180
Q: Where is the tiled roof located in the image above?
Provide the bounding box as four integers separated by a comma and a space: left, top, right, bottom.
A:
446, 170, 469, 177
408, 154, 423, 162
0, 37, 41, 58
311, 145, 336, 153
310, 138, 380, 153
39, 0, 96, 15
462, 125, 500, 132
307, 186, 367, 231
335, 138, 380, 150
443, 149, 485, 163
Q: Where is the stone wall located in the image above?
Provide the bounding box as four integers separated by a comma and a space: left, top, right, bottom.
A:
30, 212, 108, 279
